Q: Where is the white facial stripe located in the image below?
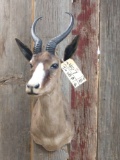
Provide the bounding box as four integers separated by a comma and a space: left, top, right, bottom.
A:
28, 63, 45, 88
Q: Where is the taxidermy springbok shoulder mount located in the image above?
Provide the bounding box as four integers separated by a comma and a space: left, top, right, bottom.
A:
15, 12, 79, 151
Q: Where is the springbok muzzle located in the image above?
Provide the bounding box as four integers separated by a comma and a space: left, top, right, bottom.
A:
26, 63, 45, 95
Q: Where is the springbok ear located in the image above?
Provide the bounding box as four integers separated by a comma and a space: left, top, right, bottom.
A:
15, 38, 33, 61
64, 35, 79, 61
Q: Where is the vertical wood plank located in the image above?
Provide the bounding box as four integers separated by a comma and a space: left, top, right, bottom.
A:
71, 0, 99, 159
0, 0, 32, 159
34, 0, 72, 97
31, 0, 71, 160
98, 0, 120, 159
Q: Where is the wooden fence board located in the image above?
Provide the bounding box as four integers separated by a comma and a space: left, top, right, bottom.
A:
0, 0, 32, 159
3, 0, 120, 160
0, 85, 30, 160
71, 0, 99, 159
31, 0, 71, 159
98, 0, 120, 159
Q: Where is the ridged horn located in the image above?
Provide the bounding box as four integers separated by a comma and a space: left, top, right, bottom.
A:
31, 17, 42, 54
46, 12, 74, 55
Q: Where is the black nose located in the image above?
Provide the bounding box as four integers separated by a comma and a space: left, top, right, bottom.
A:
27, 84, 40, 89
34, 84, 40, 89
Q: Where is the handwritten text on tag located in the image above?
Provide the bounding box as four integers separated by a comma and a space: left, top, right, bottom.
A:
61, 59, 86, 88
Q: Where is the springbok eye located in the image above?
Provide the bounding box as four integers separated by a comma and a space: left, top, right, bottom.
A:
50, 63, 59, 69
30, 64, 33, 68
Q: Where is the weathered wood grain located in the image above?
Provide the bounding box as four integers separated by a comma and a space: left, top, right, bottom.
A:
98, 0, 120, 159
0, 85, 30, 160
71, 0, 99, 159
34, 0, 72, 97
0, 0, 99, 160
0, 0, 31, 159
30, 0, 71, 159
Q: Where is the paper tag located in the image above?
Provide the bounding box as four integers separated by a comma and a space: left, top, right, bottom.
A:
61, 59, 86, 88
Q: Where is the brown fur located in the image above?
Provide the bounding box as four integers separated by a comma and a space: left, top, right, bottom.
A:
28, 51, 74, 151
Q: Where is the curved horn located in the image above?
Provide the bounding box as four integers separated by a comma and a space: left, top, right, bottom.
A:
46, 12, 74, 55
31, 17, 42, 54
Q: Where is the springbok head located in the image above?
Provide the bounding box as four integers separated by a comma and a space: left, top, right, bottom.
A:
15, 12, 79, 96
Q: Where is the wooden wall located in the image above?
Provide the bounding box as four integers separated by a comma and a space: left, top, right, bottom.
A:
71, 0, 98, 159
0, 1, 31, 160
0, 0, 71, 160
32, 1, 71, 159
0, 0, 120, 160
98, 0, 120, 159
